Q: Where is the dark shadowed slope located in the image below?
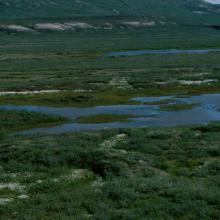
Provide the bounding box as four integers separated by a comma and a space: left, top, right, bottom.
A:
0, 0, 220, 24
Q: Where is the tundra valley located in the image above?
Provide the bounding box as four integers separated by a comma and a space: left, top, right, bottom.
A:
0, 0, 220, 219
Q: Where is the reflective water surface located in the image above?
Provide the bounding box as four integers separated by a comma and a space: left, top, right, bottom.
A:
106, 49, 220, 57
1, 93, 220, 134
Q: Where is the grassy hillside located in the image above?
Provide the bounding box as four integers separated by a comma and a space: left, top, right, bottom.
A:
0, 0, 219, 24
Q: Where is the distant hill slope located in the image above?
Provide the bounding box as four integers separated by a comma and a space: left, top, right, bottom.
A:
0, 0, 219, 23
0, 0, 220, 34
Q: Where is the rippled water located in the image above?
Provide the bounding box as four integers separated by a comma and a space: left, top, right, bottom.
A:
1, 93, 220, 134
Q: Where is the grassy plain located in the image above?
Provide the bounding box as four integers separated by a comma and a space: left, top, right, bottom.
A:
0, 26, 220, 93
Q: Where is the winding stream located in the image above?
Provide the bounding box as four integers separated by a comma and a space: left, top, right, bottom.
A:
1, 93, 220, 134
106, 49, 220, 57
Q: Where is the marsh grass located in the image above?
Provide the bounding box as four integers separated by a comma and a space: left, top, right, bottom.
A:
1, 84, 220, 107
159, 102, 199, 111
76, 114, 134, 124
0, 109, 67, 133
143, 98, 174, 105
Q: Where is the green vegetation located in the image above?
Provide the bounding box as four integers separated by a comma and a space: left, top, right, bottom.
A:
143, 98, 174, 105
1, 82, 220, 107
0, 124, 220, 219
0, 0, 219, 24
0, 25, 220, 94
0, 0, 220, 218
159, 102, 199, 111
0, 109, 67, 133
77, 114, 134, 124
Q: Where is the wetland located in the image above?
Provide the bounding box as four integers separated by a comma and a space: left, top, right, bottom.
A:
1, 93, 220, 134
0, 10, 220, 219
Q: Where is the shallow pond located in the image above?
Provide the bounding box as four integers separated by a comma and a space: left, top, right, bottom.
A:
106, 49, 220, 57
204, 0, 220, 4
1, 93, 220, 134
